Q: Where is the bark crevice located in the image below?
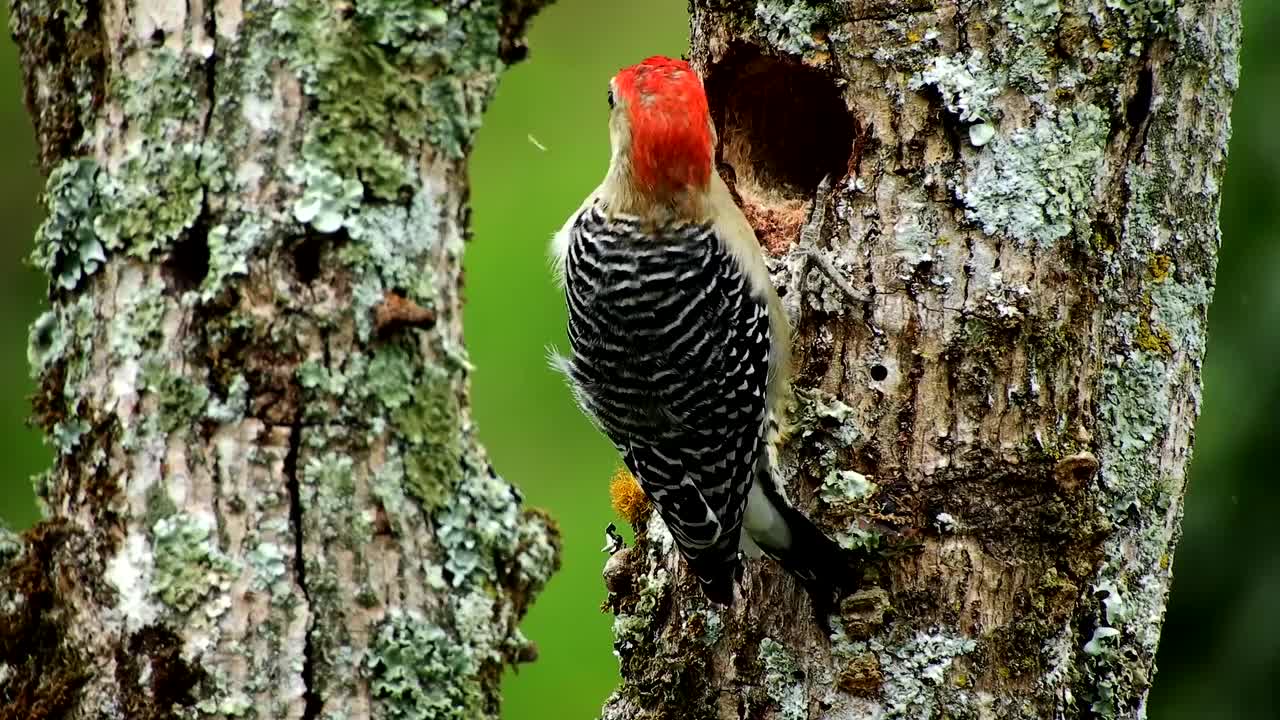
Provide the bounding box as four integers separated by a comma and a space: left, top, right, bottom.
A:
284, 416, 321, 720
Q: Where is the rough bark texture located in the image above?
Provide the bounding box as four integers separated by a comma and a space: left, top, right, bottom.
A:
601, 2, 1239, 719
1, 1, 558, 718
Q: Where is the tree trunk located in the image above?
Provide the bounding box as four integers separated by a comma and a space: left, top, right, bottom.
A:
602, 2, 1239, 718
1, 1, 558, 718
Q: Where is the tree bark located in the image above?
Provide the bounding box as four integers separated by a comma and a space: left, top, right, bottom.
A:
602, 2, 1239, 718
1, 1, 558, 718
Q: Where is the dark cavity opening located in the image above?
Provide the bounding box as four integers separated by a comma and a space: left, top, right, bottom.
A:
292, 232, 326, 285
1126, 67, 1154, 131
165, 221, 211, 294
705, 47, 854, 201
870, 364, 888, 382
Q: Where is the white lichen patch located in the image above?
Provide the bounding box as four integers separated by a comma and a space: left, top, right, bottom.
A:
106, 532, 160, 633
981, 271, 1033, 323
453, 591, 499, 663
877, 629, 978, 718
1151, 276, 1213, 355
436, 470, 523, 585
1101, 0, 1175, 34
910, 52, 1001, 123
969, 122, 997, 147
754, 0, 827, 58
292, 164, 363, 234
206, 373, 250, 423
961, 104, 1109, 247
820, 469, 876, 505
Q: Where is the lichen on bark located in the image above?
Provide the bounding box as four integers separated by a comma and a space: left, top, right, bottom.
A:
602, 1, 1239, 718
3, 0, 559, 718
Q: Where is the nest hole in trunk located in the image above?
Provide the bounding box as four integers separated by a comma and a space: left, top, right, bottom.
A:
705, 47, 854, 205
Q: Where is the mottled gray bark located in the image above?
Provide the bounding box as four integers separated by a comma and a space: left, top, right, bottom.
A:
1, 1, 558, 718
602, 2, 1238, 719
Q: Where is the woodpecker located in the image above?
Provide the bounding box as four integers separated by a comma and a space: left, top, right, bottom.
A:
550, 56, 856, 614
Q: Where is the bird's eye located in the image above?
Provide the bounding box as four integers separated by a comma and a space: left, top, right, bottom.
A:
607, 89, 615, 109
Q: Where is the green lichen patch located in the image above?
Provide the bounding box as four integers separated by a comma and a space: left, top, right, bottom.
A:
367, 343, 418, 410
345, 193, 444, 306
1085, 274, 1212, 718
790, 387, 862, 452
205, 373, 250, 424
245, 541, 290, 598
961, 104, 1109, 247
27, 311, 67, 382
139, 364, 212, 438
1150, 276, 1213, 356
302, 452, 362, 547
364, 609, 485, 720
296, 341, 463, 509
273, 0, 505, 208
397, 368, 464, 510
150, 512, 236, 614
197, 222, 257, 304
50, 417, 90, 457
370, 452, 426, 542
107, 276, 166, 360
291, 165, 363, 234
31, 158, 106, 292
1004, 0, 1061, 37
435, 468, 521, 586
93, 49, 209, 258
1096, 346, 1168, 511
612, 566, 671, 653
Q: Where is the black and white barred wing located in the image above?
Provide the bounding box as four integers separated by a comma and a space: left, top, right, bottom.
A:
556, 204, 774, 601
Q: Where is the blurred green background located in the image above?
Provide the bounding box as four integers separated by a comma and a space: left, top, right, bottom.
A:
0, 1, 1274, 718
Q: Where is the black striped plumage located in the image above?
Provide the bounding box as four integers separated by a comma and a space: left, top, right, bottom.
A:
560, 203, 772, 602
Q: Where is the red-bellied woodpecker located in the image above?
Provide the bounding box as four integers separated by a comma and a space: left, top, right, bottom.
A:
550, 56, 856, 615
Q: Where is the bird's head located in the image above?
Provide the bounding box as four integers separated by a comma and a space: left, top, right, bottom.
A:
606, 56, 715, 213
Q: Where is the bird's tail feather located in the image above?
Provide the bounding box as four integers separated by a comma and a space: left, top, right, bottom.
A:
753, 473, 867, 623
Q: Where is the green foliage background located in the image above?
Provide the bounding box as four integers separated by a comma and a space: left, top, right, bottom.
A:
0, 2, 1274, 718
